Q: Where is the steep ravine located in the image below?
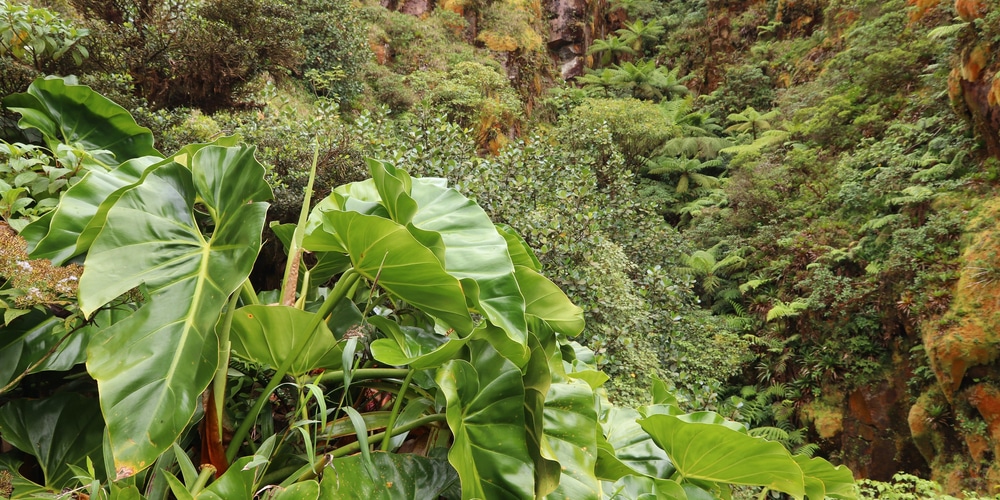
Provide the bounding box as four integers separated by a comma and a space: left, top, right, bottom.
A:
376, 0, 1000, 490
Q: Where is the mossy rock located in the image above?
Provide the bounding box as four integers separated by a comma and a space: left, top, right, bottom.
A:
925, 199, 1000, 399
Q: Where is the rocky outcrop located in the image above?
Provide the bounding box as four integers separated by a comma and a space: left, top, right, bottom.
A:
546, 0, 588, 79
839, 373, 927, 480
380, 0, 432, 17
909, 198, 1000, 489
948, 0, 1000, 159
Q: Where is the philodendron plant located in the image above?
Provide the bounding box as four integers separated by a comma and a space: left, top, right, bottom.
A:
0, 77, 857, 499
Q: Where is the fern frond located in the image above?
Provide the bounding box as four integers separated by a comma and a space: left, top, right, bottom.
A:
749, 426, 790, 442
785, 427, 807, 445
861, 213, 903, 232
766, 298, 809, 322
794, 442, 820, 457
739, 278, 770, 294
928, 22, 969, 39
762, 382, 789, 399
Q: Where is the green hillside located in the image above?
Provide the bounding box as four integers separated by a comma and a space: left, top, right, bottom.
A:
2, 0, 1000, 497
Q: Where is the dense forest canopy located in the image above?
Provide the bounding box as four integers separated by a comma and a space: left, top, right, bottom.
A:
1, 0, 1000, 497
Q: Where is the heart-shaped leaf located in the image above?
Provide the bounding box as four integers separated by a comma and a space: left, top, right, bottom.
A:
80, 145, 271, 476
792, 454, 856, 499
436, 341, 535, 499
321, 452, 458, 499
0, 393, 106, 488
543, 380, 601, 499
22, 156, 160, 264
305, 210, 473, 335
515, 265, 584, 337
368, 315, 472, 369
409, 177, 529, 362
597, 405, 674, 481
602, 474, 687, 500
3, 77, 161, 168
637, 414, 805, 497
230, 305, 344, 375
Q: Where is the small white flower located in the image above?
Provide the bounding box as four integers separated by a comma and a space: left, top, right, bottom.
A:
16, 260, 32, 272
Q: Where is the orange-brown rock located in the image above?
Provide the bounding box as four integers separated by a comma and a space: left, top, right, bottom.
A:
968, 383, 1000, 457
841, 379, 927, 480
956, 0, 988, 21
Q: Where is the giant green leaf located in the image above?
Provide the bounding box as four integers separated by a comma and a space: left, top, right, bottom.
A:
0, 308, 131, 389
196, 457, 256, 500
306, 210, 473, 335
436, 341, 535, 499
270, 481, 320, 500
79, 145, 271, 476
515, 265, 584, 337
598, 405, 674, 481
603, 475, 686, 500
2, 76, 161, 168
496, 224, 541, 271
333, 161, 532, 362
637, 414, 805, 497
0, 312, 63, 387
543, 380, 600, 500
230, 305, 344, 375
320, 452, 459, 499
270, 222, 351, 289
523, 335, 560, 498
24, 138, 240, 265
0, 393, 106, 489
23, 156, 161, 264
369, 158, 417, 225
368, 315, 472, 369
409, 177, 529, 362
791, 454, 856, 500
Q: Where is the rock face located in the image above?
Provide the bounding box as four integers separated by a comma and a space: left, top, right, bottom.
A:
839, 371, 928, 480
546, 0, 588, 79
948, 0, 1000, 159
382, 0, 588, 81
911, 199, 1000, 488
380, 0, 432, 17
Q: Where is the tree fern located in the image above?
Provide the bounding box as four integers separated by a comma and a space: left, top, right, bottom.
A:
888, 185, 935, 206
766, 299, 809, 322
860, 213, 903, 232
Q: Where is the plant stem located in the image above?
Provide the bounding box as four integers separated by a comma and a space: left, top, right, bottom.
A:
330, 414, 447, 458
214, 291, 240, 437
226, 269, 361, 462
189, 466, 216, 496
315, 368, 410, 387
240, 279, 259, 306
380, 369, 414, 451
280, 145, 319, 306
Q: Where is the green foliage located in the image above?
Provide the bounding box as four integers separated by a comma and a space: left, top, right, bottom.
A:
579, 61, 692, 102
615, 19, 664, 56
74, 0, 303, 110
364, 7, 478, 75
0, 77, 850, 500
702, 64, 776, 119
556, 97, 675, 173
853, 472, 1000, 500
0, 141, 80, 231
411, 61, 522, 149
0, 0, 89, 72
586, 36, 635, 68
294, 0, 370, 103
